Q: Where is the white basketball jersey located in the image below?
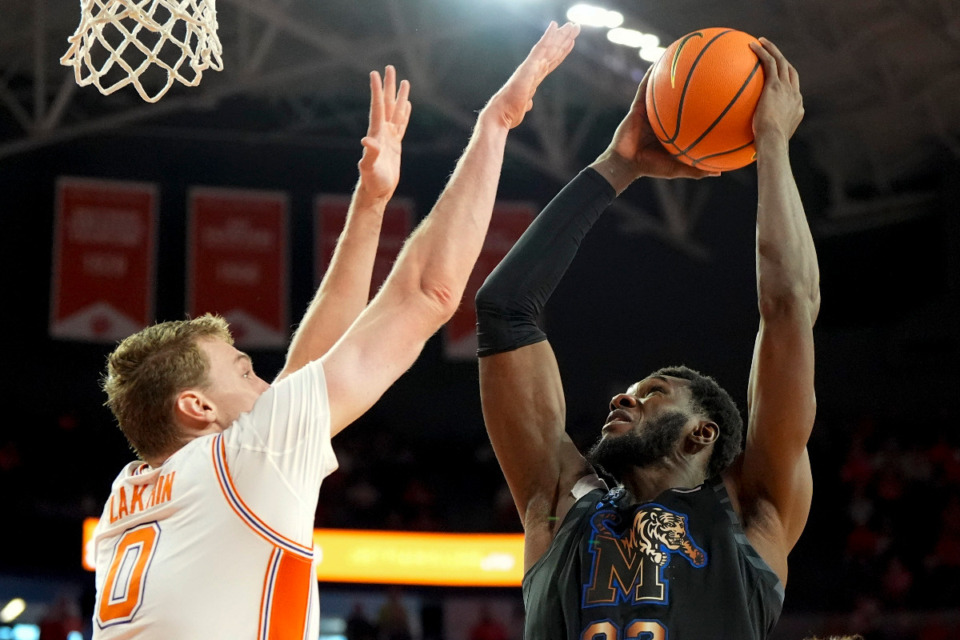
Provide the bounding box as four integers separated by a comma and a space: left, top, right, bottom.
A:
92, 360, 337, 639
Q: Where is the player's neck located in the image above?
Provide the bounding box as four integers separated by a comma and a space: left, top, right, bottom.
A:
143, 439, 191, 468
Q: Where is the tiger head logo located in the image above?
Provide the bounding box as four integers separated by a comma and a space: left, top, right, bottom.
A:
592, 505, 706, 568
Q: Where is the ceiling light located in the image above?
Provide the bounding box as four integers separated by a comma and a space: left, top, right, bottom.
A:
566, 4, 624, 29
639, 45, 667, 63
607, 28, 645, 48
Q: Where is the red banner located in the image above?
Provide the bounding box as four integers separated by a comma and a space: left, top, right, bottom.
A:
187, 188, 288, 348
443, 202, 536, 360
50, 177, 157, 342
315, 195, 414, 296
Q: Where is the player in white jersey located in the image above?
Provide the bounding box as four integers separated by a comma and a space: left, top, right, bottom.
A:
94, 358, 334, 638
91, 23, 580, 640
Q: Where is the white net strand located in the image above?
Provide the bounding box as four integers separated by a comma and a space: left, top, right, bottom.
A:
60, 0, 224, 103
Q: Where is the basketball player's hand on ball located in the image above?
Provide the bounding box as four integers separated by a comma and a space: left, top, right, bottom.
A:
601, 69, 721, 183
749, 38, 803, 144
482, 21, 579, 130
359, 65, 411, 201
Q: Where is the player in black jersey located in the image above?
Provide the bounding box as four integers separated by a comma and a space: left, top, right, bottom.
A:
475, 39, 815, 640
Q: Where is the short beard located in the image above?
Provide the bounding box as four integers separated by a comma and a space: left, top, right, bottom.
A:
586, 410, 689, 480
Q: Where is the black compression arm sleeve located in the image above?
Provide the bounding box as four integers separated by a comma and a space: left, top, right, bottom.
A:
475, 168, 617, 357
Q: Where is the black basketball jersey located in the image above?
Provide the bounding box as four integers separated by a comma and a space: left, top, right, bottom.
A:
522, 476, 784, 640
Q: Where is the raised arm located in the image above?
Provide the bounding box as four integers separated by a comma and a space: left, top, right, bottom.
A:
477, 173, 614, 569
478, 71, 717, 570
276, 66, 411, 382
734, 39, 819, 582
319, 22, 580, 436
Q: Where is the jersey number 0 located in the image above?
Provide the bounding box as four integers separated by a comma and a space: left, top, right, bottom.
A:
96, 522, 161, 628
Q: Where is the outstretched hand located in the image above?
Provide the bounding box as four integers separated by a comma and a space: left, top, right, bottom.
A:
601, 68, 720, 181
359, 65, 412, 200
482, 21, 580, 130
749, 38, 803, 144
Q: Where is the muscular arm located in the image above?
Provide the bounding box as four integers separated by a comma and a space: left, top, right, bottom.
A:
319, 22, 580, 437
735, 39, 820, 583
276, 67, 410, 382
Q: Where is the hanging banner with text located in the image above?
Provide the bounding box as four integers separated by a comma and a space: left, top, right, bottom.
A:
443, 202, 536, 360
50, 177, 157, 342
188, 188, 288, 348
315, 195, 414, 296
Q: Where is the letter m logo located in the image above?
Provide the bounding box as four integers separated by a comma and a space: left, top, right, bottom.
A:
583, 532, 664, 606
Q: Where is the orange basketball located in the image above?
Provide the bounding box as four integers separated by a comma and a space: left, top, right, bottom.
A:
645, 28, 765, 172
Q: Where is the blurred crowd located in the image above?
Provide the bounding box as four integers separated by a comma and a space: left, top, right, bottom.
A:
839, 419, 960, 610
315, 426, 519, 534
828, 415, 960, 639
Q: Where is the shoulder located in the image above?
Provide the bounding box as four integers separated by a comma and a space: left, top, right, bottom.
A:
247, 358, 331, 426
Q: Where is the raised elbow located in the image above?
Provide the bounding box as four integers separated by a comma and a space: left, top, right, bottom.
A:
474, 278, 509, 321
419, 278, 461, 323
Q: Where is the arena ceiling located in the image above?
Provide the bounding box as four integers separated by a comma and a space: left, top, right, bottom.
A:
1, 0, 958, 245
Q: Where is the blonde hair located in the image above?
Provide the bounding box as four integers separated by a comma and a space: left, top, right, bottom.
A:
102, 314, 232, 460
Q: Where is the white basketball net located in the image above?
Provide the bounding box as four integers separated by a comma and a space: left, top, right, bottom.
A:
61, 0, 224, 103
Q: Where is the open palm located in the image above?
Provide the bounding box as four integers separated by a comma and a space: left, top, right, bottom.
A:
359, 65, 411, 199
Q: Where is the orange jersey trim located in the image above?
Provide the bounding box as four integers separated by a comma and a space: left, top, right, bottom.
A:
258, 548, 313, 640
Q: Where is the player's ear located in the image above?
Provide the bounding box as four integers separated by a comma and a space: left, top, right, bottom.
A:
690, 421, 719, 447
175, 389, 216, 428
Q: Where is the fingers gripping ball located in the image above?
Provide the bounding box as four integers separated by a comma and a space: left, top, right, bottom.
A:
645, 28, 765, 172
